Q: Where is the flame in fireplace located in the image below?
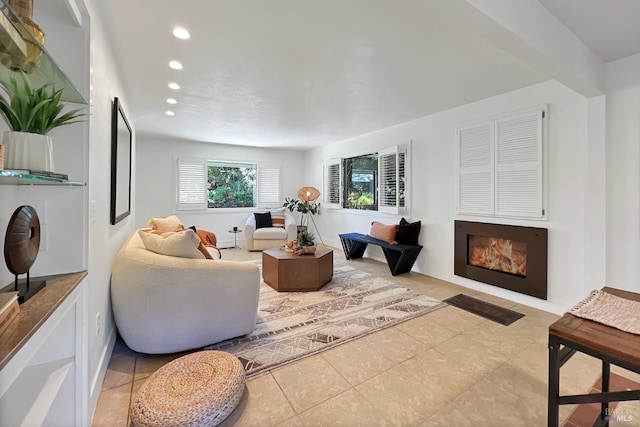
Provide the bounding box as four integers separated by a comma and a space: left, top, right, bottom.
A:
469, 236, 527, 277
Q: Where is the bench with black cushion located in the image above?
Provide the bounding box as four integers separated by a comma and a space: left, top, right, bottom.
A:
339, 232, 422, 276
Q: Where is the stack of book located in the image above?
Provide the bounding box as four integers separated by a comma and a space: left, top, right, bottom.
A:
0, 292, 19, 336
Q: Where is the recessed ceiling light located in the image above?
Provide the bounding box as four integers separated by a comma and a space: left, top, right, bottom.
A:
167, 98, 177, 104
168, 82, 180, 90
166, 111, 175, 116
169, 60, 183, 70
173, 27, 190, 40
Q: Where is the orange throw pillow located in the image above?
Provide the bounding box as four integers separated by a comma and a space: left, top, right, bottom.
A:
197, 242, 214, 259
368, 221, 399, 244
196, 229, 218, 247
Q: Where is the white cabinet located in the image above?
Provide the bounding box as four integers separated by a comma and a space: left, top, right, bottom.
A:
0, 275, 86, 427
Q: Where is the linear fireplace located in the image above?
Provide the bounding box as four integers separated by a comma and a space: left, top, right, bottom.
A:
454, 220, 548, 300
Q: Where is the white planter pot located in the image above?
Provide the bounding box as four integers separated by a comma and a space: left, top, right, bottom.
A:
2, 131, 54, 172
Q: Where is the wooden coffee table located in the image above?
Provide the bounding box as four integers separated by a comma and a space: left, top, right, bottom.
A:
262, 247, 333, 291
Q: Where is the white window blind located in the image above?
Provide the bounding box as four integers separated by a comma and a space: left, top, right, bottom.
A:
456, 107, 545, 219
457, 122, 494, 215
257, 162, 280, 208
378, 145, 408, 214
176, 158, 208, 210
398, 148, 406, 209
324, 159, 342, 209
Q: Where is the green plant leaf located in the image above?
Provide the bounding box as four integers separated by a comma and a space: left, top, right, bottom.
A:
0, 73, 86, 134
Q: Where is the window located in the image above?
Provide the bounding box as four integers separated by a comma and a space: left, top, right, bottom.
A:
323, 144, 408, 214
177, 159, 280, 210
207, 161, 255, 208
456, 107, 545, 219
344, 153, 378, 210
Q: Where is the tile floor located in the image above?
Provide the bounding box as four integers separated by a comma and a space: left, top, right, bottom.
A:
92, 247, 640, 427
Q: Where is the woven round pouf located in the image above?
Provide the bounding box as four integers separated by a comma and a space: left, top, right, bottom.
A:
130, 351, 245, 427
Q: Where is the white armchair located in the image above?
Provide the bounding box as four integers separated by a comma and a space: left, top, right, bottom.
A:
244, 211, 297, 251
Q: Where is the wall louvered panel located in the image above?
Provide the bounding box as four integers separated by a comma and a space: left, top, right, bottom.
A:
457, 122, 494, 215
495, 111, 543, 218
460, 125, 493, 167
496, 169, 540, 213
460, 172, 493, 213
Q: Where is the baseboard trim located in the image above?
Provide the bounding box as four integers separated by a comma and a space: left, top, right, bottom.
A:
88, 326, 116, 425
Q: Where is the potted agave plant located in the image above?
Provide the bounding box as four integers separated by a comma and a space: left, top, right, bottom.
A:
0, 74, 85, 172
294, 230, 316, 255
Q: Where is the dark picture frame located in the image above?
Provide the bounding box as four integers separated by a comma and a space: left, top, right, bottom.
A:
110, 97, 132, 225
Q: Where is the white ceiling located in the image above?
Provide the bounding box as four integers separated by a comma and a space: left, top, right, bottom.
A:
94, 0, 640, 149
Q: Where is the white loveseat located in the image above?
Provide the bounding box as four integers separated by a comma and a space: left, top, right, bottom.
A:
111, 230, 260, 354
244, 210, 297, 251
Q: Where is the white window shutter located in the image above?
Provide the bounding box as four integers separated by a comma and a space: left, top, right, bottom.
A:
457, 122, 494, 215
324, 159, 342, 209
398, 144, 408, 214
495, 110, 543, 218
176, 158, 208, 210
378, 146, 401, 214
257, 162, 280, 208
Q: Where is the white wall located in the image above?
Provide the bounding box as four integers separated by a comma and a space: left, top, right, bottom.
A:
83, 0, 137, 418
307, 80, 603, 314
606, 53, 640, 292
136, 136, 306, 247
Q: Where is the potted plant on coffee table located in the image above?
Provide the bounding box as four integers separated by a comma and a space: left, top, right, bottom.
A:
294, 230, 316, 255
0, 74, 86, 172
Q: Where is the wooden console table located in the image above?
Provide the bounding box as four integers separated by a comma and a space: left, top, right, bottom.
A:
548, 287, 640, 427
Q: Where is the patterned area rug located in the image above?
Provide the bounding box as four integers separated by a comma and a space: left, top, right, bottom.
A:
206, 263, 445, 377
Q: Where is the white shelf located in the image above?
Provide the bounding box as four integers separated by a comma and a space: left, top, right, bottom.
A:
0, 170, 85, 186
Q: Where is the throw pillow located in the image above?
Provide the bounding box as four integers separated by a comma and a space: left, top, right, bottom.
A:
196, 229, 218, 247
147, 215, 184, 232
272, 217, 285, 228
396, 217, 421, 246
197, 241, 214, 259
368, 221, 399, 244
138, 228, 205, 259
270, 207, 286, 228
254, 212, 273, 229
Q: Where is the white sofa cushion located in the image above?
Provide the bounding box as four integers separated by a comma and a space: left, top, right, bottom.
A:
253, 227, 288, 240
138, 229, 205, 259
147, 215, 184, 232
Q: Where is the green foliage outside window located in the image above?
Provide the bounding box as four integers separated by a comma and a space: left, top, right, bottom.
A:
344, 153, 377, 210
207, 163, 256, 208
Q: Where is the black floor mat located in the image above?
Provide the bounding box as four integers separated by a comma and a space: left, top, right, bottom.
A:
443, 294, 525, 326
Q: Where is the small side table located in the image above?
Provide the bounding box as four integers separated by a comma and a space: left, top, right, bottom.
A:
228, 229, 242, 249
548, 287, 640, 427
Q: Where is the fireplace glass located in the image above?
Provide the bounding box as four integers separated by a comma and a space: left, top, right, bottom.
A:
468, 235, 527, 277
